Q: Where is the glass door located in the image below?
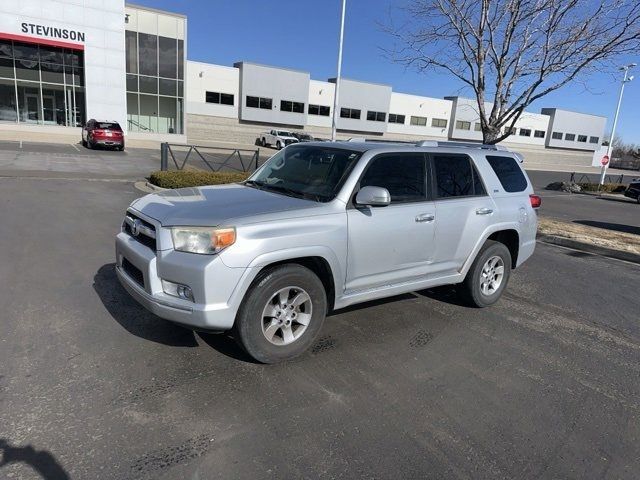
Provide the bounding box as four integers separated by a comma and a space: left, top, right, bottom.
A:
42, 94, 56, 124
24, 92, 40, 123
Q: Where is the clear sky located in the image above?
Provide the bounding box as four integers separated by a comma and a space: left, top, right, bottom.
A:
134, 0, 640, 144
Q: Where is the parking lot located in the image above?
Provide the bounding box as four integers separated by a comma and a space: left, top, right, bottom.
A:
1, 157, 639, 478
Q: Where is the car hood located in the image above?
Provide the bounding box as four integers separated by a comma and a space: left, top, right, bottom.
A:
280, 136, 298, 141
131, 183, 321, 227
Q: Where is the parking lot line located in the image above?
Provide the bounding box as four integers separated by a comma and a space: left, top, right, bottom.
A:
71, 143, 80, 152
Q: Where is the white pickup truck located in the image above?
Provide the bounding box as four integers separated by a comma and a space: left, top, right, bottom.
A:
260, 130, 299, 149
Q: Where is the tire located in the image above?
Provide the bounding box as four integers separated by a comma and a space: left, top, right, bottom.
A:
234, 264, 327, 363
87, 138, 94, 149
261, 138, 267, 147
636, 195, 640, 205
81, 138, 87, 147
276, 141, 282, 150
460, 240, 512, 308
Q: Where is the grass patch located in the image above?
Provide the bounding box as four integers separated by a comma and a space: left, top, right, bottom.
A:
576, 182, 628, 193
149, 170, 250, 189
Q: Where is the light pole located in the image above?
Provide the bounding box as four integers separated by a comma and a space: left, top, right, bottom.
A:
331, 0, 347, 142
600, 63, 636, 185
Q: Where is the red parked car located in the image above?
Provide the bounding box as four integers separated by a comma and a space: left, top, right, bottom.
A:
82, 119, 125, 151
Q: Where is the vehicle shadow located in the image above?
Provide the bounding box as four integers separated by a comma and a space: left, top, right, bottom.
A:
0, 439, 69, 480
93, 264, 198, 347
196, 332, 259, 364
573, 220, 640, 236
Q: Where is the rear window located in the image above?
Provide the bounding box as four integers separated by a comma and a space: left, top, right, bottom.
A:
97, 122, 121, 130
486, 155, 528, 192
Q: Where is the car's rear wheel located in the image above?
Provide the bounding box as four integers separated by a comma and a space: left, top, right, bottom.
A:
81, 138, 87, 147
234, 264, 327, 363
261, 137, 266, 147
460, 240, 511, 307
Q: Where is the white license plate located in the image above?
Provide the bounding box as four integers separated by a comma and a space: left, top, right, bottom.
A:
105, 131, 112, 137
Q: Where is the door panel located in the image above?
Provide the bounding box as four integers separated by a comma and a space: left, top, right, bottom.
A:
346, 202, 436, 291
345, 152, 435, 292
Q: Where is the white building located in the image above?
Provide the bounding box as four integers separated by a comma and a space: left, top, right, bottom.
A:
0, 1, 607, 154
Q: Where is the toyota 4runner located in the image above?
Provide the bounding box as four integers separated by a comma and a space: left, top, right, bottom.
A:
116, 141, 540, 363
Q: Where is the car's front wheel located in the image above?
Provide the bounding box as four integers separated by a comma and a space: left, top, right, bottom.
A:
261, 138, 266, 147
234, 264, 327, 363
276, 141, 282, 150
460, 240, 511, 307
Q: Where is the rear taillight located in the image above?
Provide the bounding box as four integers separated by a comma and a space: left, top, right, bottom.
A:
530, 194, 542, 209
93, 129, 104, 135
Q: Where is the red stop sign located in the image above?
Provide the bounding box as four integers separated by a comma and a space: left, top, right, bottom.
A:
601, 155, 610, 166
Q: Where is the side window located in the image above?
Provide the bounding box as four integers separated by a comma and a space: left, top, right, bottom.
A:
486, 155, 528, 192
432, 154, 485, 198
360, 153, 426, 203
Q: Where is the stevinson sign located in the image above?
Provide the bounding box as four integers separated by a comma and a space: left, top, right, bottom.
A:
20, 22, 85, 43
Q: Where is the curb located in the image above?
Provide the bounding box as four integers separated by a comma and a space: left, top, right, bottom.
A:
537, 233, 640, 264
133, 181, 168, 193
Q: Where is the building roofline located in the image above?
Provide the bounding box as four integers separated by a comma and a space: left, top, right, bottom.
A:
540, 107, 607, 120
233, 61, 310, 75
125, 2, 187, 19
328, 77, 391, 88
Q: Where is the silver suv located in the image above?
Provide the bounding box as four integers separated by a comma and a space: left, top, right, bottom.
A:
116, 141, 540, 363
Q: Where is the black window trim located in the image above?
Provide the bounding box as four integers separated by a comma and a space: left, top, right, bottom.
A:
428, 152, 488, 201
348, 152, 432, 209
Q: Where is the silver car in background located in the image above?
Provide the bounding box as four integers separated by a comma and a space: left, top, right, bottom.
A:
115, 141, 540, 363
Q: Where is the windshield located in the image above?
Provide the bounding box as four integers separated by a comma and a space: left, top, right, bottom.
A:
246, 145, 362, 202
277, 131, 293, 137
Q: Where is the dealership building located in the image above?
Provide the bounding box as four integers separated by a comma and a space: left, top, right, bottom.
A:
1, 1, 607, 157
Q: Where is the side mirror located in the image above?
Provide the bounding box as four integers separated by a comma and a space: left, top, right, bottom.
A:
355, 186, 391, 207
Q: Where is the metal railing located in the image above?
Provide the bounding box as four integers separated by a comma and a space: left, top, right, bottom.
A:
160, 143, 261, 173
569, 172, 628, 184
128, 119, 153, 132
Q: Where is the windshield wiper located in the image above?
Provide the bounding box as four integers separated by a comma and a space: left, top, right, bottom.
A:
244, 180, 327, 202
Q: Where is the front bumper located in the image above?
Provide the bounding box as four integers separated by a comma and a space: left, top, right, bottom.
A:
115, 231, 247, 331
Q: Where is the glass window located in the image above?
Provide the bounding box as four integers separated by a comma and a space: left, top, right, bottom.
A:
159, 78, 176, 96
40, 62, 64, 84
410, 116, 427, 126
565, 133, 575, 141
126, 74, 138, 92
504, 126, 516, 135
177, 80, 183, 98
0, 57, 14, 79
159, 96, 177, 134
534, 130, 545, 138
246, 95, 259, 108
589, 136, 599, 144
41, 83, 66, 125
455, 120, 471, 130
139, 76, 157, 94
15, 58, 39, 81
220, 93, 233, 105
0, 78, 17, 122
72, 67, 84, 87
474, 122, 482, 131
519, 128, 531, 137
308, 104, 329, 116
125, 31, 137, 74
431, 118, 447, 128
366, 111, 385, 122
340, 108, 360, 119
158, 36, 177, 79
13, 42, 39, 61
206, 91, 220, 103
139, 94, 158, 132
127, 92, 139, 132
280, 100, 304, 113
577, 135, 587, 143
39, 46, 63, 64
433, 154, 484, 198
138, 33, 157, 77
260, 97, 272, 109
552, 131, 563, 140
360, 153, 426, 203
388, 113, 405, 124
177, 39, 184, 79
0, 40, 13, 58
73, 87, 85, 126
65, 50, 82, 67
486, 155, 528, 192
17, 81, 41, 123
248, 145, 362, 202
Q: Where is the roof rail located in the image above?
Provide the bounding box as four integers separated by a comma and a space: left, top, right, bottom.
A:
414, 140, 512, 152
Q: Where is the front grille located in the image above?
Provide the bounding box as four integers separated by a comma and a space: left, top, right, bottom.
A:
122, 258, 144, 288
285, 139, 297, 146
123, 212, 157, 252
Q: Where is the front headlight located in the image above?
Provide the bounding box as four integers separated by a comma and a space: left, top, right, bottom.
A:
170, 227, 236, 254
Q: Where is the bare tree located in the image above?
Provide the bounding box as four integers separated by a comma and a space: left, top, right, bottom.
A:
387, 0, 640, 144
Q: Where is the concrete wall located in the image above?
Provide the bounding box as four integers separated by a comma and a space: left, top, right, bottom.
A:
0, 0, 127, 129
387, 93, 451, 139
186, 61, 238, 119
307, 79, 334, 128
542, 108, 606, 151
331, 78, 391, 134
235, 62, 309, 127
503, 112, 549, 147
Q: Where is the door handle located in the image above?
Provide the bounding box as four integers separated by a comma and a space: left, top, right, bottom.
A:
476, 208, 494, 215
415, 213, 435, 223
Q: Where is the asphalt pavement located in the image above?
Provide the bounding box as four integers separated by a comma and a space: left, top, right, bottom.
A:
1, 177, 639, 479
526, 170, 640, 236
